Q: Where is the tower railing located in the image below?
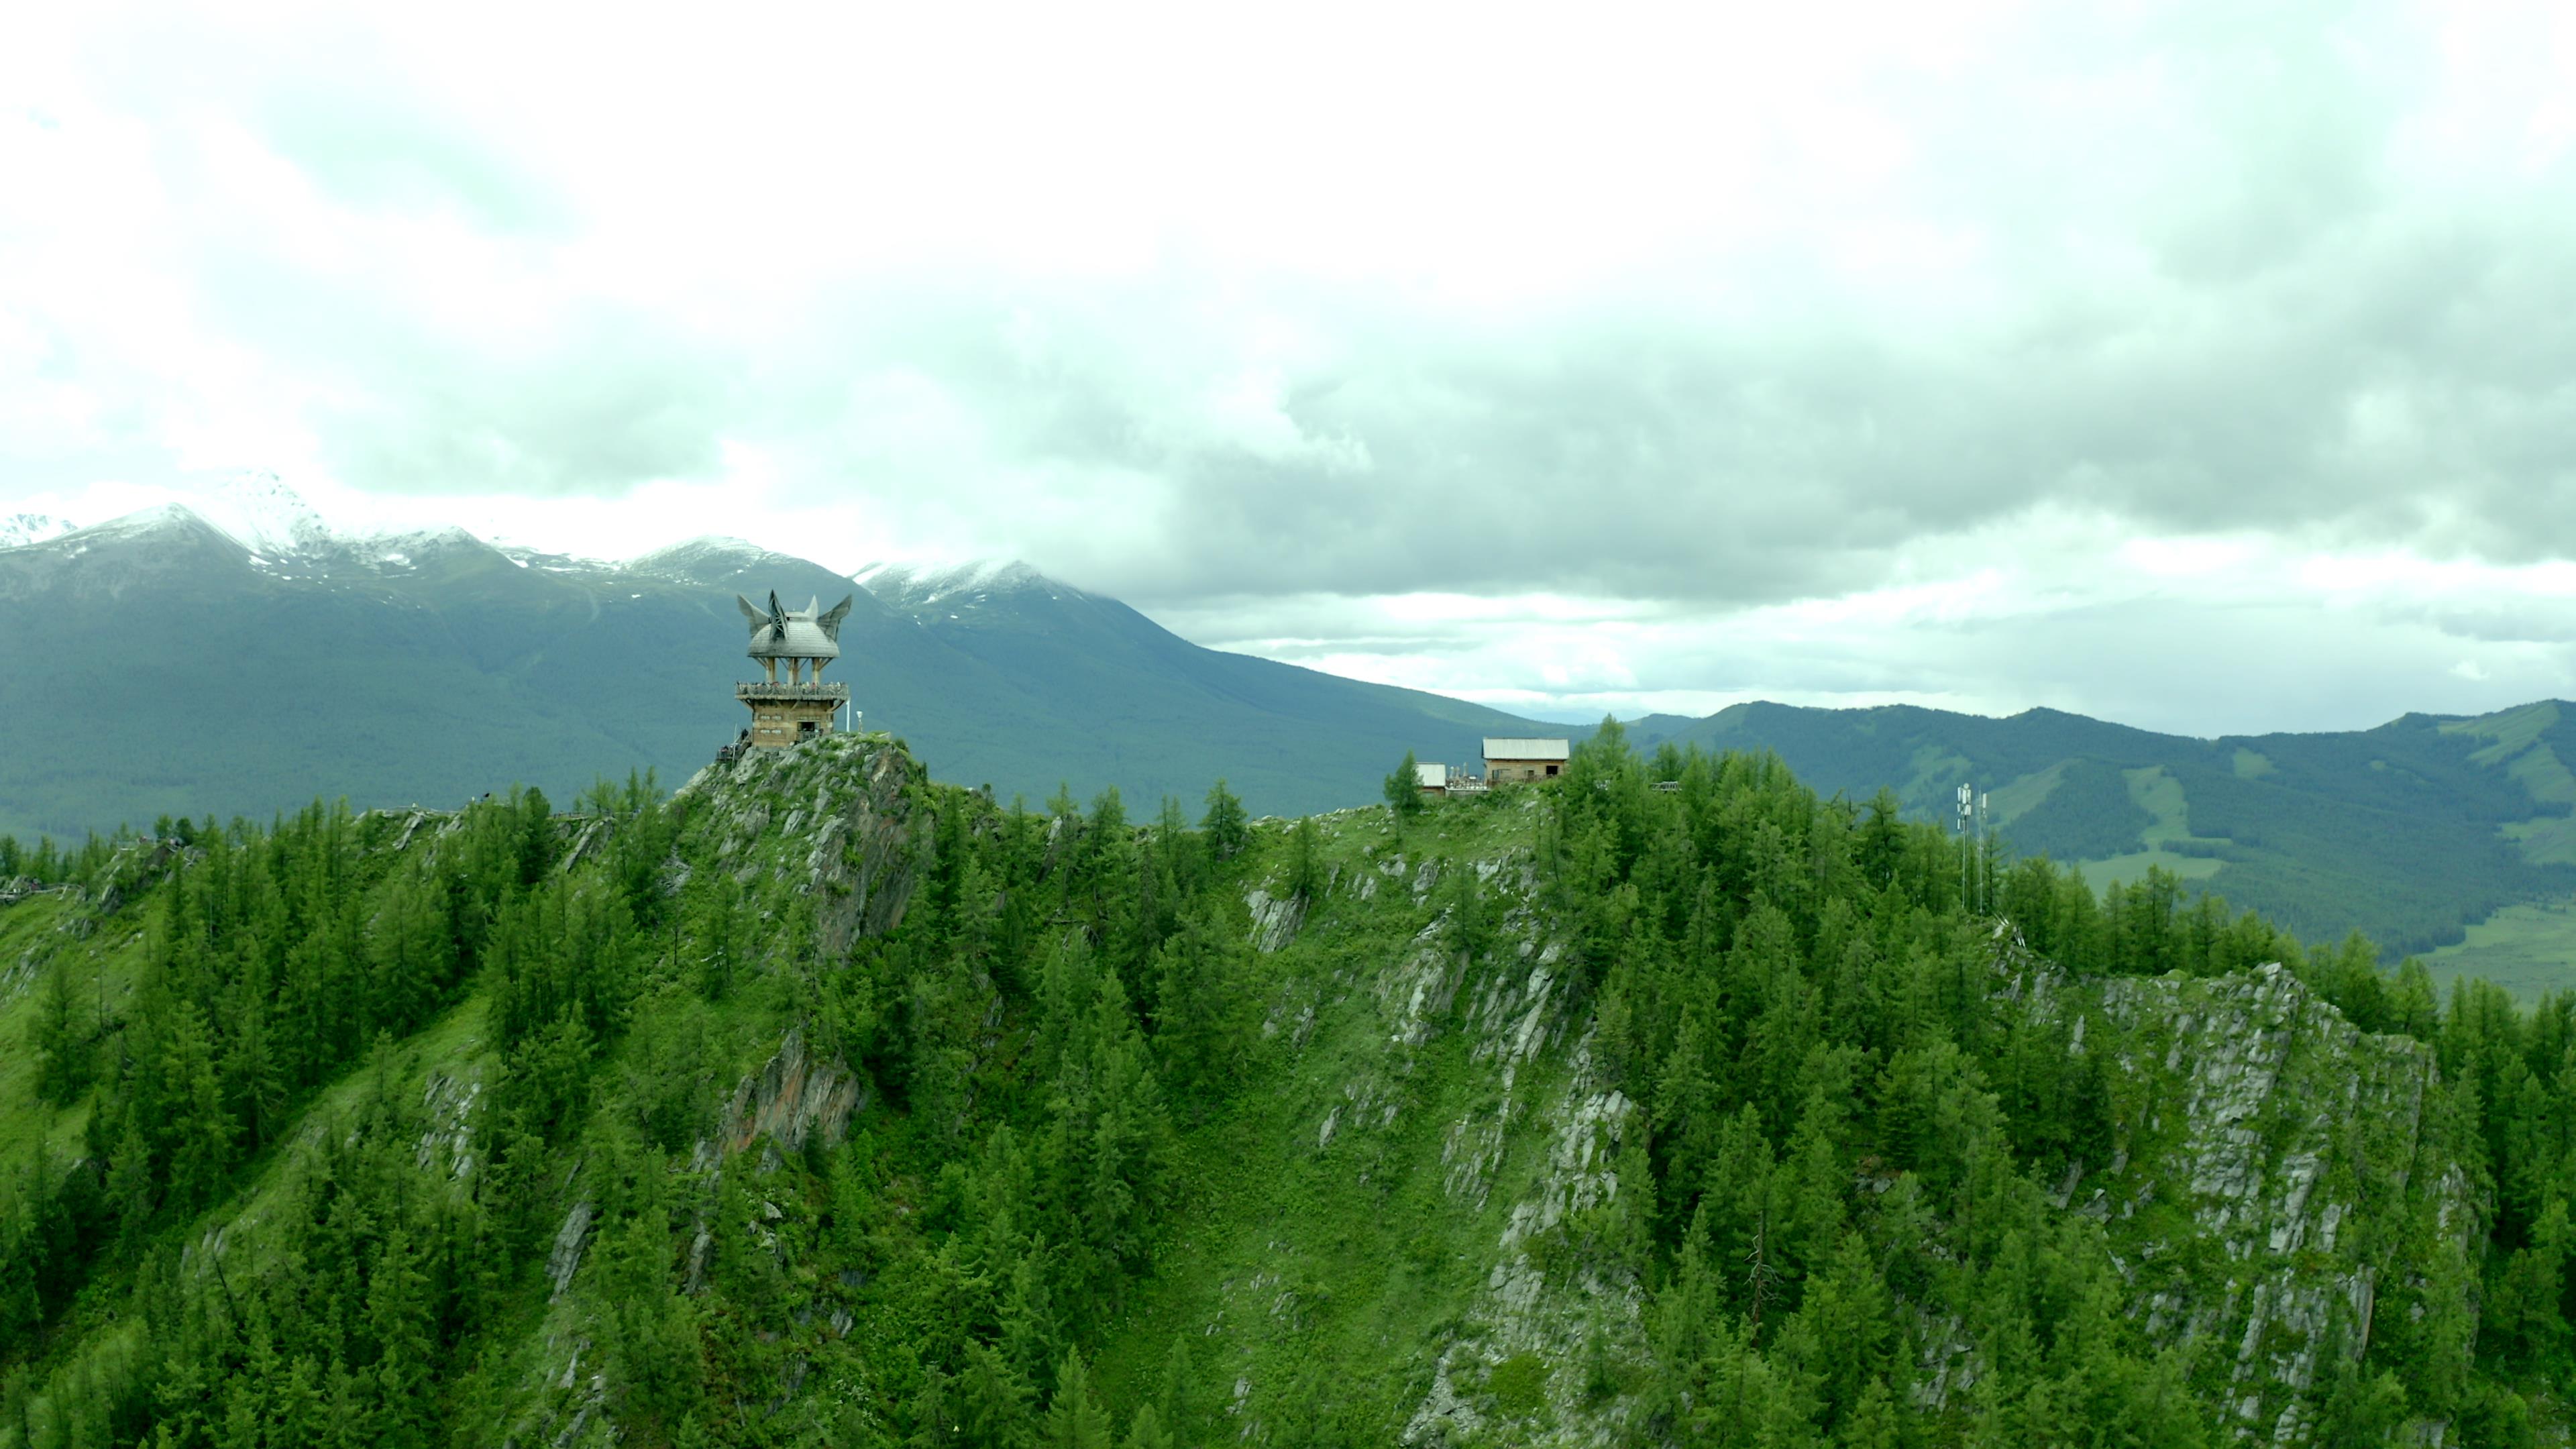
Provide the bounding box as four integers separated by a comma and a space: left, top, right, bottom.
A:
737, 680, 850, 700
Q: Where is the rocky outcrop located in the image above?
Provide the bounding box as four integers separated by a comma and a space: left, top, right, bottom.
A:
1257, 844, 1644, 1449
1406, 1021, 1642, 1449
2054, 963, 2480, 1446
1244, 888, 1307, 953
547, 1201, 594, 1300
682, 733, 930, 958
724, 1028, 863, 1159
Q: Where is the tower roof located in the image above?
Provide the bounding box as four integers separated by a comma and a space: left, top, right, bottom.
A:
739, 591, 854, 659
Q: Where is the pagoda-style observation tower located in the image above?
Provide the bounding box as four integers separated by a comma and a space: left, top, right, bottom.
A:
735, 591, 854, 749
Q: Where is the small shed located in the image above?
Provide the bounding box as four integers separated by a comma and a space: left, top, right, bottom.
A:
1483, 737, 1571, 784
1416, 761, 1451, 796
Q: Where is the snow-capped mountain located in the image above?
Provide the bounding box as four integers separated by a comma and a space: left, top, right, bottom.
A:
0, 513, 76, 550
195, 470, 340, 561
17, 474, 525, 579
0, 490, 1553, 843
855, 559, 1072, 616
625, 535, 782, 586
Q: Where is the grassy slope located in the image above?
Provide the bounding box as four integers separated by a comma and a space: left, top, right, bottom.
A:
2072, 767, 2227, 895
1093, 794, 1619, 1439
2422, 899, 2576, 999
0, 896, 141, 1165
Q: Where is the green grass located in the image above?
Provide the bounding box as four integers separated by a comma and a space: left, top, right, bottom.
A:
2065, 767, 2231, 894
2445, 701, 2576, 816
1985, 761, 2068, 826
2077, 850, 2226, 894
1906, 743, 1973, 800
2421, 895, 2576, 1001
2502, 816, 2576, 867
1091, 789, 1593, 1441
2444, 700, 2557, 757
2125, 767, 2194, 846
0, 895, 144, 1163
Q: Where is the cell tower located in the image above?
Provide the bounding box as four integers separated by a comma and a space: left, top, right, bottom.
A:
1978, 790, 1991, 913
1957, 783, 1973, 910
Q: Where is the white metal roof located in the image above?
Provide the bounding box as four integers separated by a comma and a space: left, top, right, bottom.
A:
741, 592, 855, 659
1415, 761, 1448, 788
1483, 737, 1571, 761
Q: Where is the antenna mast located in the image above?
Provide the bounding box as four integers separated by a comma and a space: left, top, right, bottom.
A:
1957, 783, 1972, 912
1978, 790, 1991, 913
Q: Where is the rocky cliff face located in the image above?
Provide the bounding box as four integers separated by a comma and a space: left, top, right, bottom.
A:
682, 732, 930, 957
1203, 833, 2485, 1448
2070, 962, 2479, 1444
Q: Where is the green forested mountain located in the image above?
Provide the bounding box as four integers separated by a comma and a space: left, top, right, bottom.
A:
1631, 700, 2576, 975
4, 731, 2569, 1446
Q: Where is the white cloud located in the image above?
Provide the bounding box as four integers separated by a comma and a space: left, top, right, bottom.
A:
5, 0, 2576, 735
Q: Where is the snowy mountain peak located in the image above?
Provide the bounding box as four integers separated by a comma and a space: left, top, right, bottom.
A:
199, 471, 337, 560
62, 502, 245, 551
345, 523, 488, 570
631, 535, 769, 568
856, 558, 1067, 610
0, 513, 76, 550
622, 535, 782, 585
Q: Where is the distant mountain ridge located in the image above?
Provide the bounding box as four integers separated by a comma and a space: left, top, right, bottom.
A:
9, 482, 2576, 987
1623, 698, 2576, 969
0, 490, 1550, 845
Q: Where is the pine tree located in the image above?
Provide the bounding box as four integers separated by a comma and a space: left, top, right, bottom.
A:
1157, 1333, 1198, 1442
1045, 1351, 1114, 1449
1286, 817, 1324, 902
1384, 750, 1426, 821
1122, 1401, 1171, 1449
960, 1340, 1036, 1449
108, 1109, 156, 1258
1201, 779, 1249, 863
164, 1000, 234, 1212
30, 951, 90, 1105
1150, 909, 1246, 1104
364, 1227, 433, 1449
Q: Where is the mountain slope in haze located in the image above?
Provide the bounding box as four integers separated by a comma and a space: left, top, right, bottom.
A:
852, 559, 1537, 802
1630, 698, 2576, 967
0, 499, 1544, 843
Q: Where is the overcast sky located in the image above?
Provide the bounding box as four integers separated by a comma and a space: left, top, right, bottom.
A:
5, 1, 2573, 733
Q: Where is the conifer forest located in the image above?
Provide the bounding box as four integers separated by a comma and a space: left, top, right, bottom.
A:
3, 727, 2571, 1446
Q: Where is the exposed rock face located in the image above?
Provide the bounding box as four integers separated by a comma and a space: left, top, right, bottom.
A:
681, 733, 929, 957
2031, 961, 2481, 1446
415, 1071, 481, 1178
1244, 888, 1307, 953
724, 1028, 863, 1157
547, 1201, 594, 1300
1371, 908, 2475, 1448
1252, 846, 1642, 1449
1406, 1019, 1642, 1449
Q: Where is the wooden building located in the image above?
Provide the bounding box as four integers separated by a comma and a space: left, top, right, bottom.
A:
736, 591, 855, 749
1482, 737, 1570, 784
